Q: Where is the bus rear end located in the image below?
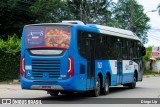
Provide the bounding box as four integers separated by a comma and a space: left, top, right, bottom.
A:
20, 24, 78, 95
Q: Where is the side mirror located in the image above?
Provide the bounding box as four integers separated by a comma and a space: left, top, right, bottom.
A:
142, 46, 146, 56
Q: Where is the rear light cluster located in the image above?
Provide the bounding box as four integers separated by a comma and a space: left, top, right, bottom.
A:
67, 56, 74, 78
20, 56, 26, 78
20, 56, 74, 78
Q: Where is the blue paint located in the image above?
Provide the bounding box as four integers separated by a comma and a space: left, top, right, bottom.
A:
20, 23, 141, 93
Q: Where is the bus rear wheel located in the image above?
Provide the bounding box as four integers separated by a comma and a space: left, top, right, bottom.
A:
101, 75, 109, 95
60, 91, 74, 95
128, 74, 136, 89
92, 76, 100, 97
48, 91, 59, 96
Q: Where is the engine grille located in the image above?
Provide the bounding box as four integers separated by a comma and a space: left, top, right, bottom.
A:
32, 60, 61, 78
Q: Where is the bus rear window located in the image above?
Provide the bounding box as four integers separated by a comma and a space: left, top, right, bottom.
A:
25, 25, 71, 49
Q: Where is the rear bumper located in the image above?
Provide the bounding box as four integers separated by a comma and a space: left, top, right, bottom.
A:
20, 76, 77, 91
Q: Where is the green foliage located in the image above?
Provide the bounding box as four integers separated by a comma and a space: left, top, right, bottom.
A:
143, 46, 152, 60
112, 0, 150, 44
143, 46, 160, 61
29, 0, 67, 23
143, 70, 159, 75
0, 34, 21, 81
67, 0, 114, 24
0, 52, 20, 81
156, 57, 160, 60
0, 34, 21, 54
0, 0, 150, 43
0, 0, 36, 39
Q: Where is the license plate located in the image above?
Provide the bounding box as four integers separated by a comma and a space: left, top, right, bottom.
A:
42, 86, 51, 89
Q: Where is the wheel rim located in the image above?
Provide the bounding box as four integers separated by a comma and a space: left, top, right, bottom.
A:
133, 77, 136, 86
105, 79, 109, 92
131, 76, 136, 88
95, 79, 100, 96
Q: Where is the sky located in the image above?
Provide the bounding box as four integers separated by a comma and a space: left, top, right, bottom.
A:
113, 0, 160, 47
137, 0, 160, 47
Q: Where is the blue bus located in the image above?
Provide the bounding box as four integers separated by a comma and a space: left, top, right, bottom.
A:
20, 21, 146, 97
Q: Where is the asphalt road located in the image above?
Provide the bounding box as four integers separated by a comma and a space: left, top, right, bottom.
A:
0, 76, 160, 104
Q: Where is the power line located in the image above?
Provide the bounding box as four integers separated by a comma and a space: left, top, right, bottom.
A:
148, 34, 160, 42
149, 36, 160, 42
148, 33, 160, 38
149, 28, 160, 31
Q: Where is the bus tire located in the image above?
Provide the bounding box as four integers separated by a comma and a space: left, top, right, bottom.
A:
101, 75, 109, 95
128, 74, 136, 89
49, 91, 59, 96
60, 91, 74, 95
92, 76, 100, 97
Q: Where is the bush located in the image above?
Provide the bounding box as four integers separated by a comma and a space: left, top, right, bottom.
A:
143, 46, 152, 61
143, 70, 159, 75
156, 57, 160, 60
0, 34, 21, 81
0, 34, 21, 54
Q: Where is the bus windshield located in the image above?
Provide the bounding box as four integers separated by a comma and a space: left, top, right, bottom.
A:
25, 25, 71, 49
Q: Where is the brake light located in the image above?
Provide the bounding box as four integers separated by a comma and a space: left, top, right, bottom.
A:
67, 56, 74, 78
24, 25, 29, 28
20, 56, 26, 78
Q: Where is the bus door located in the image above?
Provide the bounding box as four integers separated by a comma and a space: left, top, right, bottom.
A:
115, 42, 123, 84
85, 38, 95, 89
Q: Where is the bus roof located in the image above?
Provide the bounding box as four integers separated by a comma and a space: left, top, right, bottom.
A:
86, 24, 140, 41
25, 22, 140, 41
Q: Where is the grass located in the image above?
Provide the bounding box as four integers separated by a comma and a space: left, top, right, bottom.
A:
143, 70, 160, 76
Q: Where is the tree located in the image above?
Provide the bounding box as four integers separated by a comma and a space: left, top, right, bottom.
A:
112, 0, 150, 44
66, 0, 115, 24
0, 0, 36, 39
157, 3, 160, 15
0, 0, 151, 44
29, 0, 69, 23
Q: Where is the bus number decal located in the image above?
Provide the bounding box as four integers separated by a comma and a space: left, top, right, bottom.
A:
97, 62, 102, 68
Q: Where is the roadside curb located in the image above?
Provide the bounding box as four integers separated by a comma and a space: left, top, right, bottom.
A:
12, 79, 20, 84
0, 79, 20, 85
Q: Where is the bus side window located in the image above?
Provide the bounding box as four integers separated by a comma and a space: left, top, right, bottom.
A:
84, 39, 90, 59
104, 36, 109, 59
128, 41, 132, 60
142, 46, 146, 56
77, 30, 94, 59
78, 39, 87, 58
106, 36, 112, 59
77, 30, 88, 58
122, 40, 127, 59
95, 35, 101, 59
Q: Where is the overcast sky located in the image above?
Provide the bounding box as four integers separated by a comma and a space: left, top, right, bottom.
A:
137, 0, 160, 47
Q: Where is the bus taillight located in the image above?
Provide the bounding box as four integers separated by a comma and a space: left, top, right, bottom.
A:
67, 56, 74, 78
20, 56, 26, 78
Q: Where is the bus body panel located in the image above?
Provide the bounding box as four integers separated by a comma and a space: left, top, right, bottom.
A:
21, 76, 77, 90
20, 23, 144, 94
24, 50, 68, 81
95, 60, 137, 86
21, 25, 89, 91
21, 49, 89, 91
